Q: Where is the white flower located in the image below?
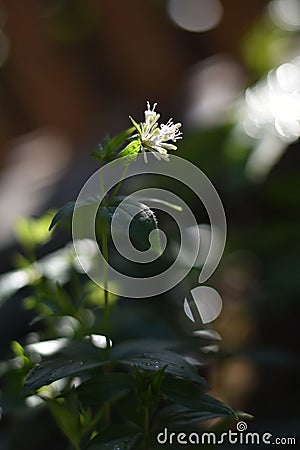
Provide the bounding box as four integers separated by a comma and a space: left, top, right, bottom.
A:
130, 101, 182, 162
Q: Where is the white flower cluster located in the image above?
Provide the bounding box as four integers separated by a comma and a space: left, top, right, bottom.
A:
131, 102, 182, 162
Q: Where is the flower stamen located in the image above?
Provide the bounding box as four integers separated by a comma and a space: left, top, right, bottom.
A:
130, 101, 182, 163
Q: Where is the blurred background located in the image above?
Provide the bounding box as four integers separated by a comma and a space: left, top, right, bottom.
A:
0, 0, 300, 448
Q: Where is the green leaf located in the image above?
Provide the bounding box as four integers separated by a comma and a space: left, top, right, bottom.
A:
77, 372, 134, 406
24, 358, 106, 392
54, 339, 106, 361
117, 140, 141, 163
92, 127, 135, 163
148, 442, 182, 450
129, 116, 141, 134
105, 127, 135, 155
119, 350, 208, 387
50, 196, 161, 258
136, 197, 182, 212
49, 201, 75, 230
113, 199, 161, 254
154, 404, 228, 427
110, 339, 173, 360
48, 390, 81, 449
161, 377, 237, 419
49, 197, 110, 231
86, 426, 141, 450
14, 212, 55, 249
24, 341, 107, 391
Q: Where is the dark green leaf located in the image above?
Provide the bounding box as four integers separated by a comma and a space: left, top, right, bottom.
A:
161, 377, 237, 419
49, 197, 110, 230
92, 127, 135, 163
103, 127, 135, 157
149, 442, 182, 450
57, 340, 106, 361
110, 339, 179, 360
112, 199, 160, 253
77, 372, 134, 406
86, 426, 141, 450
24, 341, 107, 391
154, 404, 228, 427
119, 351, 208, 387
24, 358, 106, 392
49, 201, 75, 230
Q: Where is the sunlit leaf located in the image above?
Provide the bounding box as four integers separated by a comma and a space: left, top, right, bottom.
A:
136, 197, 182, 212
48, 390, 81, 449
117, 140, 141, 163
14, 212, 55, 249
92, 127, 135, 163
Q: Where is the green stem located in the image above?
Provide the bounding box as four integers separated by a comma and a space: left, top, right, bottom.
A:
109, 164, 129, 204
101, 217, 110, 359
99, 165, 111, 359
143, 406, 150, 450
99, 162, 129, 357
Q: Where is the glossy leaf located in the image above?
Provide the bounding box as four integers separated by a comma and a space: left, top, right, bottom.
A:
119, 350, 208, 387
161, 377, 237, 419
24, 341, 107, 391
154, 404, 228, 427
86, 426, 141, 450
24, 358, 106, 392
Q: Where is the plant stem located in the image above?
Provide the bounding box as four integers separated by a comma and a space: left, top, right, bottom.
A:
143, 406, 150, 450
109, 164, 129, 204
101, 220, 111, 439
99, 166, 111, 359
101, 217, 110, 359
